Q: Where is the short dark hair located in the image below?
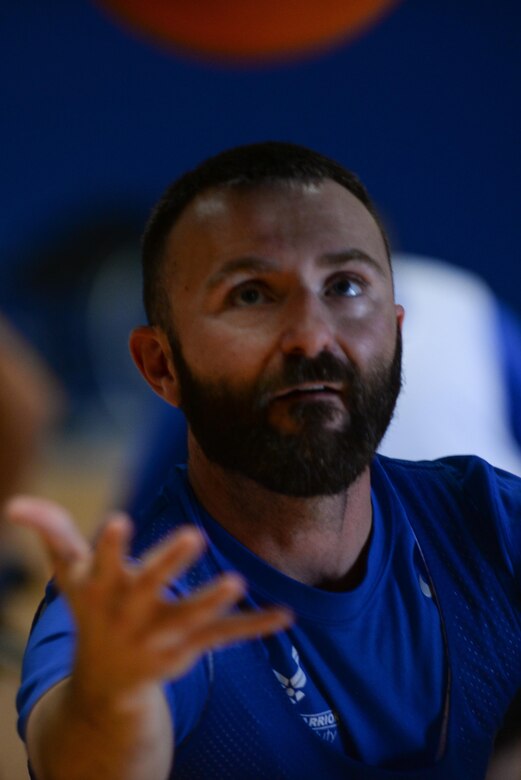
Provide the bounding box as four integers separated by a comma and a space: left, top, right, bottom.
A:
142, 141, 389, 327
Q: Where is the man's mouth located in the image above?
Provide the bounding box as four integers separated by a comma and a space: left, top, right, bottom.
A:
271, 383, 343, 401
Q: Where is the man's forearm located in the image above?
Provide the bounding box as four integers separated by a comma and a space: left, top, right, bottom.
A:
26, 678, 174, 780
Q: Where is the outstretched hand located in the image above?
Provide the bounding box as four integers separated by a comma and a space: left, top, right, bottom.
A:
6, 496, 293, 702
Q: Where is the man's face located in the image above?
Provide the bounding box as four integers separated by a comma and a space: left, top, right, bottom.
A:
163, 179, 404, 496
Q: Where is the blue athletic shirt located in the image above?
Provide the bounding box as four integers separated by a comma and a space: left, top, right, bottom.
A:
17, 455, 521, 779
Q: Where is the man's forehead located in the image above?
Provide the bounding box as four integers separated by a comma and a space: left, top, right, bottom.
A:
188, 179, 325, 221
171, 177, 380, 238
163, 177, 389, 282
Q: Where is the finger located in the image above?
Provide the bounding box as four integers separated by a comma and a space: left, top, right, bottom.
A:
5, 495, 91, 583
187, 607, 294, 652
140, 526, 206, 582
145, 572, 246, 641
92, 513, 133, 588
130, 527, 206, 618
158, 607, 294, 678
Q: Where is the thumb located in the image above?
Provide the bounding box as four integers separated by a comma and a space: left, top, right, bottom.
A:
5, 495, 91, 583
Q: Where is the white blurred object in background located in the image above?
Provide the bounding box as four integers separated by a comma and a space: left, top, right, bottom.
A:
379, 254, 521, 477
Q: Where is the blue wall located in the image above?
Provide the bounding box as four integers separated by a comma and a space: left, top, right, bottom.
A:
2, 0, 519, 418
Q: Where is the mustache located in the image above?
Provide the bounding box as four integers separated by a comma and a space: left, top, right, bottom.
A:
256, 351, 356, 406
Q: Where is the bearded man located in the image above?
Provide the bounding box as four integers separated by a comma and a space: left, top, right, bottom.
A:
10, 142, 521, 779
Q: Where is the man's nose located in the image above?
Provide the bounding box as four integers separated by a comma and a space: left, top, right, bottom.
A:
278, 289, 336, 358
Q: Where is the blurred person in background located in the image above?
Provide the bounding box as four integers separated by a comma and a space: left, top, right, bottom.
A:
0, 315, 61, 647
0, 316, 61, 509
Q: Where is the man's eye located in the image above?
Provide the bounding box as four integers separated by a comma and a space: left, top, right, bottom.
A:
230, 283, 268, 306
326, 277, 363, 298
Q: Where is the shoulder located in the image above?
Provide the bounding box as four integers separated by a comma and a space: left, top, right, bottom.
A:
374, 452, 521, 525
130, 465, 196, 556
375, 452, 520, 497
374, 454, 521, 579
130, 466, 223, 598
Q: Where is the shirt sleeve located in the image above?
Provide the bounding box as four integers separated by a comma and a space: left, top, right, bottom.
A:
16, 584, 75, 739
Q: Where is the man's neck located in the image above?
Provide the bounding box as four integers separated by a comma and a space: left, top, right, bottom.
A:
187, 437, 373, 591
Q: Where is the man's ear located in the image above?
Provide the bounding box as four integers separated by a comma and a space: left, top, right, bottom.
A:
129, 326, 181, 406
395, 303, 405, 331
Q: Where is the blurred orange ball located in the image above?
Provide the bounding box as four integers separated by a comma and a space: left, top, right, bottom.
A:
99, 0, 400, 62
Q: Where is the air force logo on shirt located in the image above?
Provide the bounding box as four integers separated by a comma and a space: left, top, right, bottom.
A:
272, 644, 339, 743
272, 644, 307, 702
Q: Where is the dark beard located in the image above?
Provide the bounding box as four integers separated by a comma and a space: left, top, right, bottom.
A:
168, 330, 402, 497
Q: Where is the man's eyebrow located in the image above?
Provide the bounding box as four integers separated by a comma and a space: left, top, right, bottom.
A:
206, 249, 387, 291
206, 257, 276, 290
318, 249, 388, 277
